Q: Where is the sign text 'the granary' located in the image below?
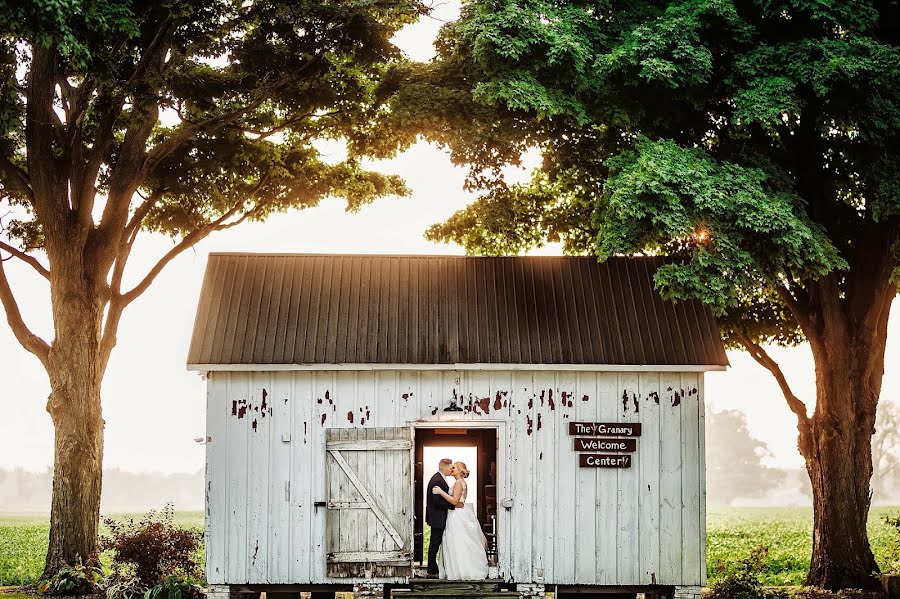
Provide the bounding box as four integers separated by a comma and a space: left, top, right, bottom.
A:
568, 422, 642, 437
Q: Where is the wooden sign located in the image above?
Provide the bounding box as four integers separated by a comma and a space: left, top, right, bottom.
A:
579, 454, 632, 468
574, 438, 636, 452
569, 422, 642, 437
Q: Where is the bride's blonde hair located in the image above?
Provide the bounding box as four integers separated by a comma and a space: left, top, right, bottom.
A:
453, 461, 470, 478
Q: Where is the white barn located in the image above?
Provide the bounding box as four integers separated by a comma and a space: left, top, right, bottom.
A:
188, 254, 728, 599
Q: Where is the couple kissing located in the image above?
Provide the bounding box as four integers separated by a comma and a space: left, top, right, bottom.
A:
425, 458, 489, 580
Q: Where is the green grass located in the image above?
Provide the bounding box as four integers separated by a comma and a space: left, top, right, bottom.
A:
1, 508, 898, 588
0, 511, 204, 587
706, 506, 899, 585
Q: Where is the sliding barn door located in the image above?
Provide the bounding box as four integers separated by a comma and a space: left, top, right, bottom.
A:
325, 427, 413, 577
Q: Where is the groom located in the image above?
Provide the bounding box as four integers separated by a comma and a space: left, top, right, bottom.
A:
425, 458, 461, 577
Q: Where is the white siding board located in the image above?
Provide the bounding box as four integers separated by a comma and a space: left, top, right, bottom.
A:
681, 373, 702, 585
511, 371, 534, 583
490, 370, 514, 581
595, 372, 619, 586
247, 377, 270, 583
659, 372, 683, 584
289, 371, 313, 583
574, 372, 598, 585
638, 372, 661, 585
269, 373, 292, 584
699, 374, 708, 585
205, 375, 227, 584
616, 372, 640, 584
310, 372, 328, 582
554, 373, 578, 585
225, 373, 250, 583
533, 372, 554, 583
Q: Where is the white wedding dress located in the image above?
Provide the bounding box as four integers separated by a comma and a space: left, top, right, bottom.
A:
438, 479, 489, 580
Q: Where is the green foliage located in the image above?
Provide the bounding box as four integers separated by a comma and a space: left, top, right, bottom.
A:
598, 137, 846, 315
708, 544, 788, 599
37, 560, 104, 595
385, 0, 900, 348
101, 504, 202, 587
0, 0, 423, 251
882, 513, 900, 574
143, 576, 202, 599
105, 574, 147, 599
0, 512, 204, 587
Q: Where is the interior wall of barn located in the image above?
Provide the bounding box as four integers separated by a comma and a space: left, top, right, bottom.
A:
204, 369, 706, 587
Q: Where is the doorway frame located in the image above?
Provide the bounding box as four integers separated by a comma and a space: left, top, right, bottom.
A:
410, 420, 507, 579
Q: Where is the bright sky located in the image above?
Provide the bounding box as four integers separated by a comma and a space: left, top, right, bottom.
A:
424, 446, 479, 513
0, 2, 897, 478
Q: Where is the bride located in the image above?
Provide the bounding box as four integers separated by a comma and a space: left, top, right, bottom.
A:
431, 461, 489, 580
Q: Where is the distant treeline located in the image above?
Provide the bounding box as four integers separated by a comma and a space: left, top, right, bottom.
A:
706, 405, 900, 507
0, 468, 203, 512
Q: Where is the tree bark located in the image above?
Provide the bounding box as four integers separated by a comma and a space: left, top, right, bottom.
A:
801, 301, 890, 590
42, 265, 106, 577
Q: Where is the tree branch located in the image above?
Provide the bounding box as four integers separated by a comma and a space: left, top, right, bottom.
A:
773, 282, 819, 346
115, 173, 272, 308
141, 97, 266, 176
123, 188, 165, 242
25, 44, 65, 219
0, 254, 50, 368
734, 330, 811, 430
76, 90, 125, 229
0, 155, 35, 203
225, 108, 337, 139
0, 241, 50, 280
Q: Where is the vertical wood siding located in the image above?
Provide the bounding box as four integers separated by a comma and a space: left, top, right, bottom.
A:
205, 369, 705, 586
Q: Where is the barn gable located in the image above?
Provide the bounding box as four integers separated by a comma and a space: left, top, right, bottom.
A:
187, 254, 728, 369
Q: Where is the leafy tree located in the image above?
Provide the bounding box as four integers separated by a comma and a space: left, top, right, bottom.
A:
376, 0, 899, 588
0, 0, 421, 576
706, 408, 785, 506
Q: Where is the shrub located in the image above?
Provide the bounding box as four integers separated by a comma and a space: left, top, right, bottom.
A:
708, 545, 788, 599
104, 574, 147, 599
143, 575, 203, 599
883, 514, 900, 574
37, 560, 104, 595
100, 504, 202, 588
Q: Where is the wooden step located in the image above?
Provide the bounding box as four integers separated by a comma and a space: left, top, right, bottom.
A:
407, 579, 504, 593
392, 593, 520, 599
393, 580, 515, 597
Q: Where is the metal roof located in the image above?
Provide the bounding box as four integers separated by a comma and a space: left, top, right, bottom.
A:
186, 253, 728, 368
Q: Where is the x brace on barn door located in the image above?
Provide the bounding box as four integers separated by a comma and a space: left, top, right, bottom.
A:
327, 449, 405, 549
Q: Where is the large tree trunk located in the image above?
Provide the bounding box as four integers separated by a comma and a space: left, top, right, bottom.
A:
802, 303, 890, 590
42, 272, 106, 577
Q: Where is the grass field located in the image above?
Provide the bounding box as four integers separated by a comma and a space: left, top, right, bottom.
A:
2, 507, 898, 588
0, 511, 205, 587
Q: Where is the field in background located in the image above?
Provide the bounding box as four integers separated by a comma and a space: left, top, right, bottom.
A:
2, 507, 899, 587
0, 512, 205, 587
708, 506, 898, 585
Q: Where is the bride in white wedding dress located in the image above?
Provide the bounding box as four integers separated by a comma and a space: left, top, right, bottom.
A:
431, 461, 489, 580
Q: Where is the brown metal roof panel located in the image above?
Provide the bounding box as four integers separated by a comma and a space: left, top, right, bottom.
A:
187, 254, 728, 367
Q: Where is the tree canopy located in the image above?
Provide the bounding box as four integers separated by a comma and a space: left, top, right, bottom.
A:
0, 1, 419, 344
375, 0, 899, 346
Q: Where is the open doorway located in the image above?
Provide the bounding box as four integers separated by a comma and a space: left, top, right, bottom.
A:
414, 427, 498, 568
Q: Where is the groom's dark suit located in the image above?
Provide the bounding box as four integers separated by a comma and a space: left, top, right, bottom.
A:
425, 470, 456, 575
